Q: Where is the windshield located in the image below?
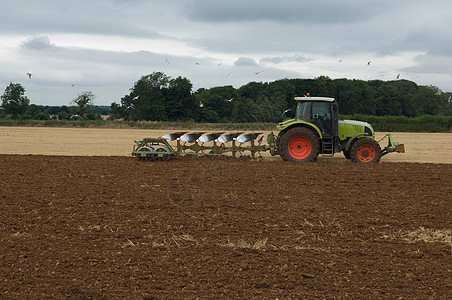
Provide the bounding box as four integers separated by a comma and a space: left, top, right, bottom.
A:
295, 101, 310, 121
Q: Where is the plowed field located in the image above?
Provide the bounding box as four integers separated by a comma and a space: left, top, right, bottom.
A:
1, 154, 451, 299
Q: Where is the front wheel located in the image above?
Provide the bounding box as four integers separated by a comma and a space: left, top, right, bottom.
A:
279, 127, 320, 162
136, 146, 154, 162
350, 138, 382, 163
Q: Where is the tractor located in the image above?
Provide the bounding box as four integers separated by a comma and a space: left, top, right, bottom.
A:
274, 96, 404, 163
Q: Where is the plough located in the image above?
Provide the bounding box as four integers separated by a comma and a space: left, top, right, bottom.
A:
132, 132, 277, 161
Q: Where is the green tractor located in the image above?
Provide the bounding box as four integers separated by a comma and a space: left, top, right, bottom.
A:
274, 96, 404, 163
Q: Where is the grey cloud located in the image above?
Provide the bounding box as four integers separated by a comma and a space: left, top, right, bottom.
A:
402, 54, 452, 75
186, 0, 395, 24
183, 0, 452, 59
234, 57, 258, 66
260, 55, 311, 64
21, 36, 58, 51
0, 0, 172, 38
2, 0, 452, 105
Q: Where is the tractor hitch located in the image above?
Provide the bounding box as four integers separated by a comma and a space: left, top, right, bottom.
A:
381, 134, 405, 156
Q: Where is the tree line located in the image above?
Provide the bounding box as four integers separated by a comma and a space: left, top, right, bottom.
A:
2, 72, 452, 122
0, 84, 110, 120
111, 72, 452, 122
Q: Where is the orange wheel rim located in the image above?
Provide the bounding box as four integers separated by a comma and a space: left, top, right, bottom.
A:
288, 136, 312, 160
357, 144, 375, 162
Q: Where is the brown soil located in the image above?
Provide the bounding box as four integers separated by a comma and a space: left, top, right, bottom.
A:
1, 155, 451, 299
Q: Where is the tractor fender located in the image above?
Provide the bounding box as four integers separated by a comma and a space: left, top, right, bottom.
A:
345, 133, 372, 152
278, 120, 323, 139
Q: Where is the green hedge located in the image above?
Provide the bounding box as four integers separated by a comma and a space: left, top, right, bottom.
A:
0, 119, 277, 131
341, 115, 452, 132
1, 116, 451, 132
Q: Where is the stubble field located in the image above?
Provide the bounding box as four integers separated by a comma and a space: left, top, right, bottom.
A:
1, 126, 451, 299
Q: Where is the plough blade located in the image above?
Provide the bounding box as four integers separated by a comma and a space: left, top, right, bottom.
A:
197, 132, 224, 143
162, 132, 187, 141
180, 132, 205, 143
217, 133, 242, 144
235, 132, 262, 144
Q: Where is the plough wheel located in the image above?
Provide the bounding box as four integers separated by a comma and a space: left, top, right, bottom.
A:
136, 146, 154, 162
279, 127, 320, 162
350, 138, 382, 163
151, 146, 172, 162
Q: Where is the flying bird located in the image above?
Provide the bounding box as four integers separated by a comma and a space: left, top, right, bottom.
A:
226, 98, 233, 102
26, 72, 32, 79
164, 57, 170, 65
397, 74, 400, 80
218, 63, 222, 66
72, 83, 76, 87
282, 108, 292, 116
225, 73, 231, 78
254, 71, 263, 74
70, 114, 83, 120
367, 61, 371, 66
195, 62, 200, 66
199, 102, 204, 108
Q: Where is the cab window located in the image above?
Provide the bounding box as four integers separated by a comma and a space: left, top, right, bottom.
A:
311, 102, 332, 136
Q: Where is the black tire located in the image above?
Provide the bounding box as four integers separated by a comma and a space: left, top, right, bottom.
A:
279, 127, 320, 162
350, 138, 382, 163
343, 149, 351, 159
276, 131, 288, 161
151, 146, 173, 162
136, 146, 154, 162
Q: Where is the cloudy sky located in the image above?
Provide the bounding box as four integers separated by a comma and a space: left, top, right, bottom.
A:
1, 0, 451, 106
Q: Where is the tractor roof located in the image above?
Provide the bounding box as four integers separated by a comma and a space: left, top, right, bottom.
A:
294, 96, 335, 102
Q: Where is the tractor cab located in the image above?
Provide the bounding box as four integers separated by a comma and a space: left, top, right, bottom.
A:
294, 96, 338, 139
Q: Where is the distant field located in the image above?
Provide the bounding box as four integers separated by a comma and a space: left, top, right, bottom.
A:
0, 126, 451, 163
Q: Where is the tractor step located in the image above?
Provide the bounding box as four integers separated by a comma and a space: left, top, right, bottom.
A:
321, 138, 334, 156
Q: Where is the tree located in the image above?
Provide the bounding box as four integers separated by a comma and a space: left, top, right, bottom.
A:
388, 80, 418, 117
194, 86, 237, 122
71, 91, 95, 118
414, 85, 448, 115
166, 76, 196, 121
24, 104, 41, 119
375, 85, 402, 116
128, 72, 169, 121
110, 102, 129, 120
1, 83, 30, 117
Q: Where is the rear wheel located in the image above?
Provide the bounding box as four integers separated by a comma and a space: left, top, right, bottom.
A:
151, 146, 173, 162
279, 127, 320, 162
350, 138, 382, 163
